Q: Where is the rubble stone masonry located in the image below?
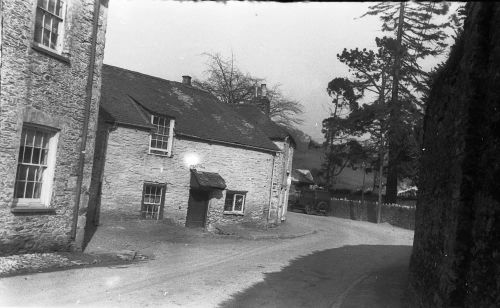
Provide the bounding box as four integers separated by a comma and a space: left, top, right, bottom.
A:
97, 125, 275, 230
0, 0, 108, 256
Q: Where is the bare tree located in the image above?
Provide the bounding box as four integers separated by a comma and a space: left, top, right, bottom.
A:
194, 52, 304, 127
266, 84, 304, 126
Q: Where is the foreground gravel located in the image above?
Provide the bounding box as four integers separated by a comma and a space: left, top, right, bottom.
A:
1, 213, 414, 307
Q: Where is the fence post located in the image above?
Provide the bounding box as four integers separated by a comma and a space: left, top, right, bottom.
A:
349, 200, 355, 220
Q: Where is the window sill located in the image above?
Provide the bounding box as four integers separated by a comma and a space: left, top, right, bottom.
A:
31, 43, 70, 64
11, 206, 56, 214
223, 212, 244, 216
148, 151, 172, 158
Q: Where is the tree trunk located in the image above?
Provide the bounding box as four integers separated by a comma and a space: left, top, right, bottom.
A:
385, 2, 406, 203
377, 149, 384, 223
376, 64, 388, 221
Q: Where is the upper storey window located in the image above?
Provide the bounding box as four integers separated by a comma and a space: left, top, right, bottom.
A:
34, 0, 66, 52
149, 115, 175, 157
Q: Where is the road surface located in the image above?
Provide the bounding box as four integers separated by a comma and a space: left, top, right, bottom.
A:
0, 213, 413, 307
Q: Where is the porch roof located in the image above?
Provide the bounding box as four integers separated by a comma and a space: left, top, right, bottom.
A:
190, 169, 227, 190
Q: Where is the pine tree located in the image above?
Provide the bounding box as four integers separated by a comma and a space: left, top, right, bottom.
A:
362, 2, 451, 202
321, 78, 358, 187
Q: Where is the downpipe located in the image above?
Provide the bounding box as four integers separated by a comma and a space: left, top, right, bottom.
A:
267, 154, 276, 226
71, 0, 101, 240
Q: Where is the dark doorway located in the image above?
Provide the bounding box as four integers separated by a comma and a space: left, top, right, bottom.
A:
186, 189, 210, 228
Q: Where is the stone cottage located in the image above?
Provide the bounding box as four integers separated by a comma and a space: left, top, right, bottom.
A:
0, 0, 108, 256
233, 95, 295, 222
88, 65, 294, 231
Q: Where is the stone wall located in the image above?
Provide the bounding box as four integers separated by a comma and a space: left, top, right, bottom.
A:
409, 3, 500, 307
0, 0, 108, 256
97, 125, 275, 229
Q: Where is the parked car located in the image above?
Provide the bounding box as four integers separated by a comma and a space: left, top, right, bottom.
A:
290, 188, 331, 215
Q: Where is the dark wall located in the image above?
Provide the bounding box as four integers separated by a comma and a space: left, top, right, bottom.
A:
409, 3, 500, 307
328, 199, 415, 230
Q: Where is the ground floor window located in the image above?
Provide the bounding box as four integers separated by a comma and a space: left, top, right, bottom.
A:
14, 125, 58, 206
224, 191, 247, 214
141, 183, 166, 220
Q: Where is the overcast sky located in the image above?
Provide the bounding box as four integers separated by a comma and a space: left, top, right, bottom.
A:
103, 1, 452, 142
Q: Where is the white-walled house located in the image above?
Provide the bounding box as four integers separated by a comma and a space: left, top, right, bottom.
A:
88, 65, 294, 230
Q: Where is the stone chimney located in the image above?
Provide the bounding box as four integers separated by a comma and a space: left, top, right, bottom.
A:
260, 97, 271, 116
254, 85, 260, 97
250, 83, 270, 115
182, 75, 192, 86
261, 84, 267, 97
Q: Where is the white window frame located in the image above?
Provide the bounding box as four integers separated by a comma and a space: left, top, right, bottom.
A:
224, 191, 246, 214
141, 183, 165, 220
33, 0, 67, 53
149, 115, 175, 157
14, 125, 59, 207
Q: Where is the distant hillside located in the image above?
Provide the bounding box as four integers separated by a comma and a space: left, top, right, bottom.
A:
287, 127, 375, 191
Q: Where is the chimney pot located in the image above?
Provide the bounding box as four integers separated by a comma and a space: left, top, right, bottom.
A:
182, 75, 192, 86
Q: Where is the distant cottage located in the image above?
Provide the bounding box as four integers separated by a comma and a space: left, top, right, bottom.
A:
0, 0, 109, 255
88, 65, 295, 230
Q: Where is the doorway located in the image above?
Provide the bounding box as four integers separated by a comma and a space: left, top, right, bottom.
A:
186, 189, 210, 228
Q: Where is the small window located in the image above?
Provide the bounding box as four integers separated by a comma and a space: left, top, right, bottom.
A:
149, 115, 174, 156
141, 183, 166, 220
14, 125, 58, 206
34, 0, 66, 52
224, 191, 246, 214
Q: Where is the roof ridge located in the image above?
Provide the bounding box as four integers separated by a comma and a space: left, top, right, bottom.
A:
103, 64, 214, 97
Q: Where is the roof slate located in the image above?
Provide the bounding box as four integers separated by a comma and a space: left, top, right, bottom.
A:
232, 104, 292, 143
100, 65, 280, 152
292, 169, 315, 184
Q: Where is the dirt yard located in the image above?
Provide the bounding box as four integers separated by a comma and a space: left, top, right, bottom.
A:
0, 212, 414, 307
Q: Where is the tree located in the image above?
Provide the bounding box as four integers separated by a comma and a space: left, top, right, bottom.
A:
194, 53, 304, 127
327, 33, 428, 214
321, 139, 369, 189
333, 38, 393, 210
362, 2, 452, 202
321, 77, 360, 187
266, 84, 304, 127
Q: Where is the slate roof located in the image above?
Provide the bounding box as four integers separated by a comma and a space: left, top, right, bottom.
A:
291, 169, 315, 184
232, 104, 295, 145
100, 65, 280, 152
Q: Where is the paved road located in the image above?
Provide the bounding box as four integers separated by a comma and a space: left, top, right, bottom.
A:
0, 213, 413, 307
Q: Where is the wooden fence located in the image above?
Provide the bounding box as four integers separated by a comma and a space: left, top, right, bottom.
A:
328, 198, 416, 230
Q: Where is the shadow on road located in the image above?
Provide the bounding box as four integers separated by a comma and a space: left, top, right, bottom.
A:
219, 245, 412, 308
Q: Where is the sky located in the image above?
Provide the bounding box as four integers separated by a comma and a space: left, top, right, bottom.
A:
103, 1, 453, 142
